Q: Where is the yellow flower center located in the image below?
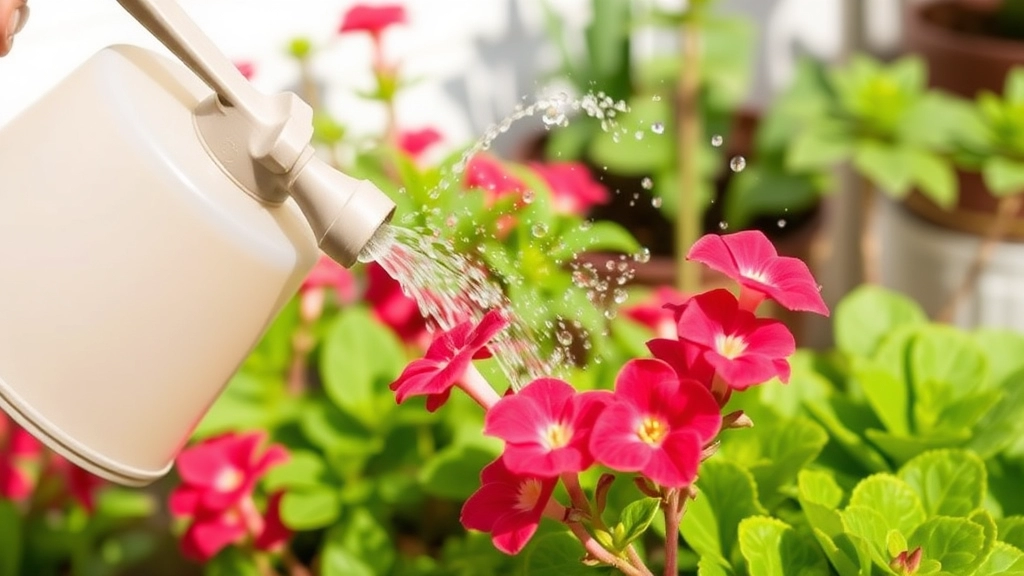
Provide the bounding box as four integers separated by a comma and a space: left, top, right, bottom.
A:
214, 467, 244, 492
516, 478, 545, 512
542, 423, 573, 450
637, 416, 669, 446
715, 333, 748, 360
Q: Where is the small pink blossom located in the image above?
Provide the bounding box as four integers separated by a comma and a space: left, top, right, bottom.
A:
687, 231, 828, 316
47, 456, 105, 513
235, 61, 255, 81
464, 154, 526, 200
590, 359, 721, 488
299, 256, 357, 322
676, 289, 795, 390
529, 161, 610, 215
338, 4, 406, 37
399, 127, 443, 158
0, 415, 41, 501
483, 378, 610, 477
389, 310, 508, 411
366, 262, 429, 346
645, 337, 715, 388
461, 456, 561, 555
170, 432, 289, 561
624, 286, 690, 339
254, 492, 292, 552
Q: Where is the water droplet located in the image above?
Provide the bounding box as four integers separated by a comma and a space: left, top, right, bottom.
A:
557, 331, 573, 346
580, 219, 593, 231
651, 196, 663, 208
711, 134, 724, 147
651, 122, 665, 135
522, 190, 535, 204
634, 130, 644, 141
641, 177, 653, 190
634, 247, 651, 263
542, 106, 565, 127
817, 284, 823, 292
531, 222, 549, 238
719, 221, 729, 230
605, 260, 616, 272
604, 308, 618, 320
777, 219, 787, 228
445, 215, 457, 227
613, 289, 628, 304
652, 95, 662, 102
729, 156, 747, 172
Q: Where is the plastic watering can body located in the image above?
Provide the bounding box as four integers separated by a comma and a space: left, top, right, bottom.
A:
0, 1, 396, 486
0, 45, 320, 485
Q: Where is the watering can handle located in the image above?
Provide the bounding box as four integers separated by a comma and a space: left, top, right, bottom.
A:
116, 0, 269, 123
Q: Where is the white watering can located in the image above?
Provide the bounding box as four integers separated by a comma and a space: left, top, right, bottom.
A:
0, 0, 396, 485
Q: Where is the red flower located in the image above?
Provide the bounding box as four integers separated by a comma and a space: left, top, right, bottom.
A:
646, 337, 715, 388
676, 289, 795, 390
235, 61, 255, 81
0, 415, 41, 501
590, 359, 721, 488
48, 456, 105, 513
529, 161, 610, 215
338, 4, 406, 37
254, 492, 291, 552
464, 154, 526, 200
389, 310, 508, 411
299, 255, 357, 322
399, 127, 443, 158
461, 456, 561, 555
624, 286, 690, 339
483, 379, 610, 477
687, 231, 828, 316
169, 432, 289, 561
366, 262, 429, 346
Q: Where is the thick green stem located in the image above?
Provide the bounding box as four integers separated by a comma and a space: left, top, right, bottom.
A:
676, 14, 703, 294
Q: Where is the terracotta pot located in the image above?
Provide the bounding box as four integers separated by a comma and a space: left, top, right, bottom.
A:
903, 0, 1024, 236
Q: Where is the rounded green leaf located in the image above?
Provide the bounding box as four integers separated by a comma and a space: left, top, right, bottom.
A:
681, 460, 766, 561
834, 286, 926, 359
975, 541, 1024, 576
617, 498, 660, 549
898, 449, 986, 518
908, 516, 988, 575
521, 532, 592, 576
849, 474, 926, 536
280, 487, 341, 530
739, 516, 828, 576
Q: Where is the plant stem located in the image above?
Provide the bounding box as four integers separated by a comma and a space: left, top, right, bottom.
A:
287, 324, 313, 396
459, 364, 502, 410
859, 175, 880, 284
560, 472, 593, 518
567, 521, 648, 576
676, 10, 704, 295
662, 488, 683, 576
937, 194, 1024, 323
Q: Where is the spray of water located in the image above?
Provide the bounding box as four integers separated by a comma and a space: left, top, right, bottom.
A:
358, 91, 645, 389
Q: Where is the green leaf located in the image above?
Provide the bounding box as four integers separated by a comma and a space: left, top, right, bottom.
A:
745, 418, 829, 508
787, 124, 854, 170
521, 532, 592, 575
797, 471, 872, 576
898, 449, 986, 517
95, 489, 156, 519
970, 368, 1024, 457
680, 460, 766, 561
330, 509, 396, 576
983, 156, 1024, 196
697, 556, 734, 576
550, 221, 640, 261
910, 326, 987, 396
804, 399, 891, 474
299, 401, 381, 469
617, 498, 660, 549
971, 509, 998, 563
280, 487, 341, 530
852, 366, 909, 436
204, 547, 259, 576
194, 371, 294, 439
849, 474, 926, 536
0, 501, 20, 576
320, 307, 405, 427
908, 516, 989, 575
975, 541, 1024, 576
908, 149, 957, 208
853, 141, 914, 197
263, 450, 331, 491
419, 443, 501, 500
999, 517, 1024, 550
865, 428, 972, 465
738, 517, 828, 576
834, 285, 926, 359
840, 505, 893, 568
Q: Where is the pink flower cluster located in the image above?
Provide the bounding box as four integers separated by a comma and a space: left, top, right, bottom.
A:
388, 230, 828, 555
0, 414, 104, 512
169, 432, 291, 561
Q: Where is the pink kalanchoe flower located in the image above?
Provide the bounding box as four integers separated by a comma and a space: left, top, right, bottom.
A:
590, 359, 721, 488
366, 262, 429, 346
399, 127, 443, 159
338, 4, 406, 37
254, 492, 292, 552
687, 231, 829, 316
48, 455, 105, 513
646, 337, 715, 388
676, 289, 795, 390
624, 286, 691, 339
461, 456, 561, 555
483, 378, 610, 477
234, 61, 255, 81
389, 310, 508, 411
465, 154, 526, 200
0, 415, 41, 501
170, 431, 288, 514
529, 161, 610, 216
